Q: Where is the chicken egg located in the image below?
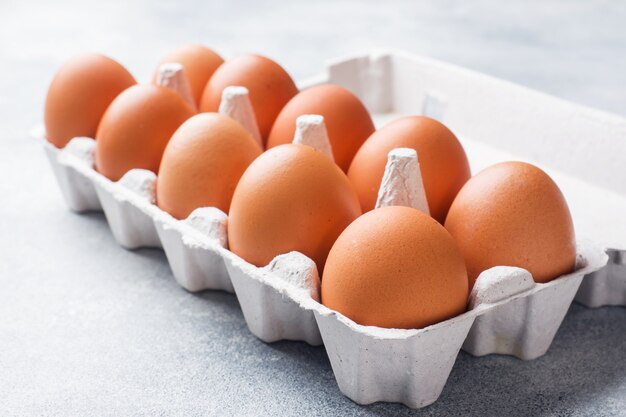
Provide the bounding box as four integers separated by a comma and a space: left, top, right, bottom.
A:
157, 113, 262, 219
44, 53, 136, 148
322, 206, 469, 329
199, 54, 298, 144
266, 84, 375, 171
228, 144, 362, 272
95, 84, 195, 181
152, 44, 223, 106
348, 116, 471, 223
444, 161, 576, 287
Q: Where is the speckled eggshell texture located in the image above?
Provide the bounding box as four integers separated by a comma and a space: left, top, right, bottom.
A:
347, 116, 471, 223
322, 206, 469, 329
157, 113, 262, 220
228, 144, 362, 272
444, 161, 577, 287
266, 84, 375, 172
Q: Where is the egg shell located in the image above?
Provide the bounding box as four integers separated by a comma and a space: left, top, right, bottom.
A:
152, 45, 224, 106
44, 53, 136, 148
444, 161, 577, 287
347, 116, 471, 223
266, 84, 375, 171
321, 206, 469, 329
156, 113, 262, 219
228, 144, 362, 272
95, 84, 195, 181
199, 55, 298, 144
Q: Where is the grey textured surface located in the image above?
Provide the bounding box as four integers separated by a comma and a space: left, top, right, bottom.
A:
1, 0, 625, 415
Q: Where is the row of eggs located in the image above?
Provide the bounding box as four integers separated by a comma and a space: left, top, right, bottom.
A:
44, 45, 576, 330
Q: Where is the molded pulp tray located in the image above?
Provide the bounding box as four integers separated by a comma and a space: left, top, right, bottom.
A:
41, 50, 624, 408
311, 51, 626, 309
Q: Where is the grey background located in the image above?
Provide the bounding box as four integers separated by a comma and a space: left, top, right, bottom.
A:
1, 0, 625, 415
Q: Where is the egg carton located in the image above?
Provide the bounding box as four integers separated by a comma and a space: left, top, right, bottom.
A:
42, 134, 606, 408
40, 49, 622, 408
576, 249, 626, 307
44, 138, 233, 293
305, 50, 626, 308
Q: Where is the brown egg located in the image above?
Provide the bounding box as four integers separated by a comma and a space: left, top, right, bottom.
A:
228, 144, 362, 272
266, 84, 375, 171
199, 55, 298, 144
44, 53, 136, 148
444, 161, 576, 287
157, 113, 262, 219
152, 44, 223, 106
95, 84, 195, 181
347, 116, 471, 223
322, 206, 469, 329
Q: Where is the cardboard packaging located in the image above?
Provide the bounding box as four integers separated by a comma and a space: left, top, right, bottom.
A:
40, 50, 622, 408
309, 51, 626, 308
